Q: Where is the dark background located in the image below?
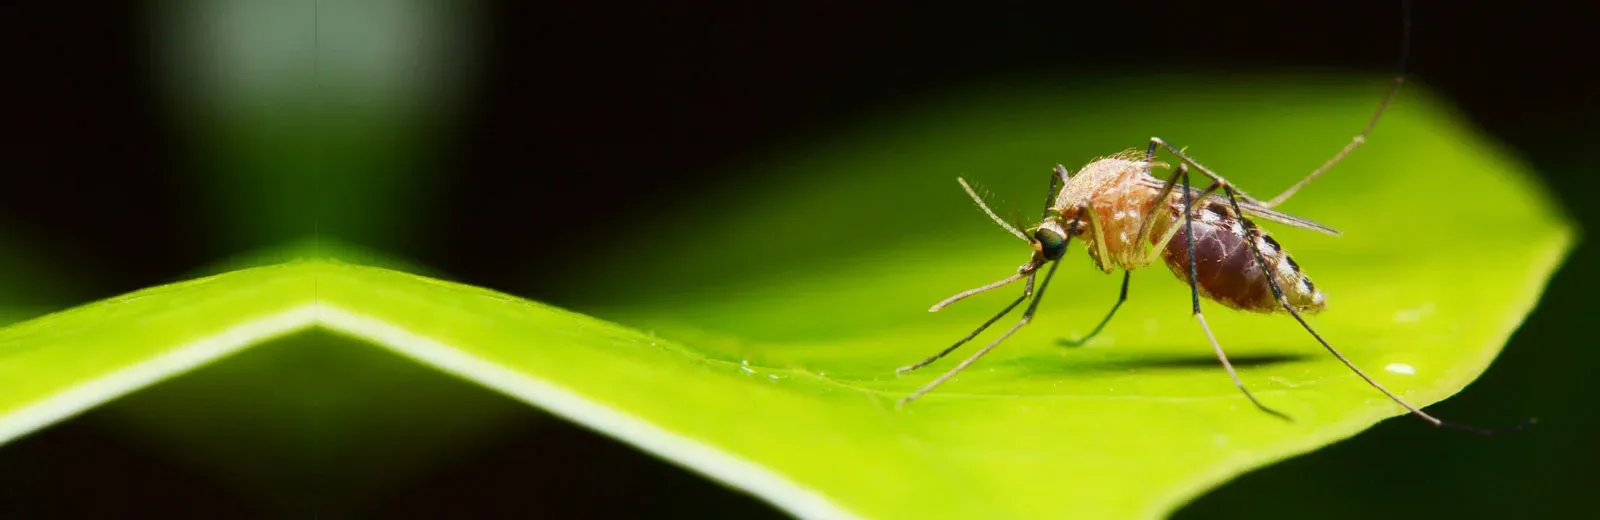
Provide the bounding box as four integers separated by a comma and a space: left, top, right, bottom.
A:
0, 1, 1594, 518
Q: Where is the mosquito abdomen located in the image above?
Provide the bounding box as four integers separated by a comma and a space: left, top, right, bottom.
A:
1161, 202, 1326, 314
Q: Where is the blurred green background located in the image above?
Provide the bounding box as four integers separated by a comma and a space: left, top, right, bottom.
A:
0, 1, 1592, 518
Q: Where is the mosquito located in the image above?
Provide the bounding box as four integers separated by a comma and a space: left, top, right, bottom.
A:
892, 2, 1533, 435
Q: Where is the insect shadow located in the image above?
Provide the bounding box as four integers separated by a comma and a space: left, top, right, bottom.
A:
1012, 350, 1314, 376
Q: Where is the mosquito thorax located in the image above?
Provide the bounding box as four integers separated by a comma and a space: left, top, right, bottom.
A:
1051, 153, 1151, 210
1048, 154, 1170, 273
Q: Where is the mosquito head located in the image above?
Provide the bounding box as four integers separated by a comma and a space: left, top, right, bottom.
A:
1029, 220, 1069, 261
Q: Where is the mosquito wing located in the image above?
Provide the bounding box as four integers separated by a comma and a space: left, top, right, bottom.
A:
1137, 176, 1341, 236
1230, 198, 1341, 236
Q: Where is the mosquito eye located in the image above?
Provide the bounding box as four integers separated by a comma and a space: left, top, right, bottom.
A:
1033, 228, 1067, 260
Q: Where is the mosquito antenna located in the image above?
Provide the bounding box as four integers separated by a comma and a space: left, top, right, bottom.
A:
1223, 185, 1535, 435
958, 177, 1028, 241
1005, 207, 1032, 240
1264, 0, 1413, 208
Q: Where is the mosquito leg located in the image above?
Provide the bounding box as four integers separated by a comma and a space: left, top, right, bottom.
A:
1058, 271, 1130, 347
1044, 164, 1067, 217
1147, 1, 1415, 209
1134, 163, 1189, 257
898, 273, 1036, 374
1262, 76, 1402, 208
1081, 201, 1112, 272
1264, 1, 1413, 207
1147, 138, 1265, 205
897, 258, 1065, 408
1136, 164, 1220, 263
1178, 168, 1293, 422
1219, 186, 1536, 435
1196, 315, 1292, 421
897, 209, 1085, 407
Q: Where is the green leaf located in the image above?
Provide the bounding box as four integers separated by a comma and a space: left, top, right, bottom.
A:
0, 77, 1572, 519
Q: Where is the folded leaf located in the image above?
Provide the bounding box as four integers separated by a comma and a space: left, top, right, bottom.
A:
0, 78, 1572, 519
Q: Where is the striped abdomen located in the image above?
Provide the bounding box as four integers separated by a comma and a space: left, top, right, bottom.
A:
1159, 201, 1326, 314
